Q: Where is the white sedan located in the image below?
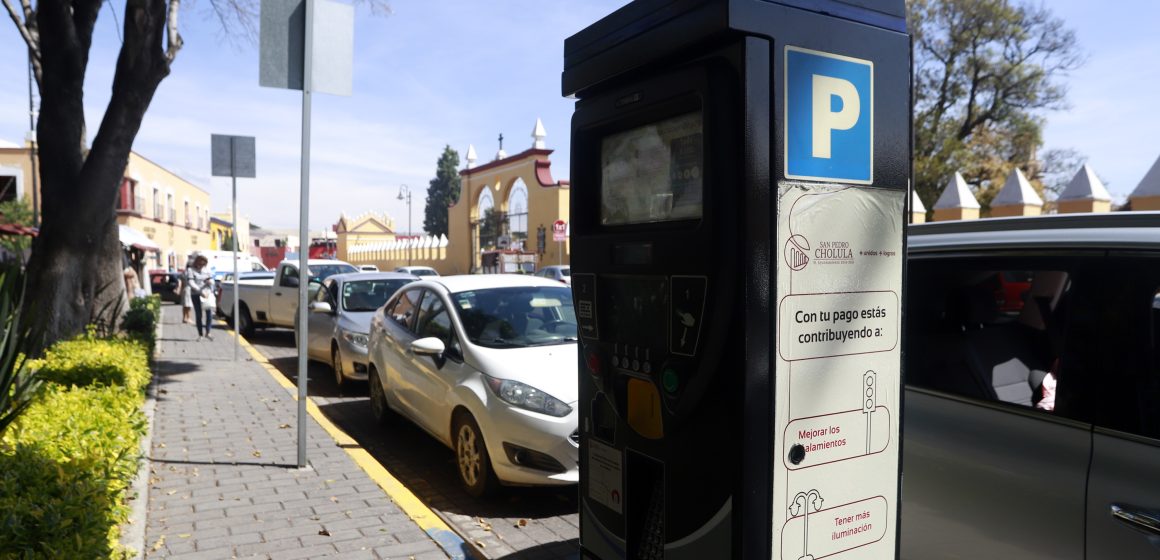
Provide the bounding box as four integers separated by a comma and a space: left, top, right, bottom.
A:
367, 274, 578, 496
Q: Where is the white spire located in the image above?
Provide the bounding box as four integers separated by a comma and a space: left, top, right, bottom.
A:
933, 172, 981, 209
1059, 164, 1111, 201
992, 168, 1043, 207
532, 118, 547, 149
911, 188, 926, 213
1132, 153, 1160, 198
466, 144, 477, 169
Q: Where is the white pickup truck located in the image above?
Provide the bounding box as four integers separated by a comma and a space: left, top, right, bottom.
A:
220, 259, 359, 336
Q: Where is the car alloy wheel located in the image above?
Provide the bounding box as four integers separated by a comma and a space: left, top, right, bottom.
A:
368, 367, 389, 425
454, 413, 496, 498
332, 344, 345, 387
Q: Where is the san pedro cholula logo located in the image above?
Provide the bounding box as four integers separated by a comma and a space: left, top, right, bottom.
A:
785, 234, 810, 271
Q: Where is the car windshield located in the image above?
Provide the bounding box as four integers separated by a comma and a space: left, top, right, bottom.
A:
412, 269, 438, 276
308, 263, 358, 280
451, 286, 578, 348
342, 279, 414, 312
561, 268, 571, 277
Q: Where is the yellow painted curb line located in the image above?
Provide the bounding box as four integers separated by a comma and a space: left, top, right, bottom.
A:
232, 332, 477, 559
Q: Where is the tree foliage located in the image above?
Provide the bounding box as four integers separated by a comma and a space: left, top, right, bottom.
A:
423, 145, 460, 238
478, 207, 505, 250
910, 0, 1084, 212
219, 230, 236, 251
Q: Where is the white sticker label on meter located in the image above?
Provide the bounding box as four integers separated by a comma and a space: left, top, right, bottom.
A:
588, 438, 624, 514
773, 184, 904, 559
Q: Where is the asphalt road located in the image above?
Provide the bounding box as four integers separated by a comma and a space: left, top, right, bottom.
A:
244, 328, 581, 560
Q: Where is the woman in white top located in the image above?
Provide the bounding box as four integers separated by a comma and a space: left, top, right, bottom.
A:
185, 255, 214, 339
199, 282, 218, 340
180, 255, 194, 324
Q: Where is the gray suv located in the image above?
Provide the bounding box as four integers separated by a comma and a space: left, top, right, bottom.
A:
903, 213, 1160, 559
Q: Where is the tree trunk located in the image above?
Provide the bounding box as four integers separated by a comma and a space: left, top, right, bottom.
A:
22, 0, 172, 354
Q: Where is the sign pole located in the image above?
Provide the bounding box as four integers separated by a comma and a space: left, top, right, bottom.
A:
211, 135, 255, 361
295, 0, 314, 470
231, 143, 239, 362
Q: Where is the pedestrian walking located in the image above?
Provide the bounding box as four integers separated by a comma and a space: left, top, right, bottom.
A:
199, 280, 217, 341
180, 255, 195, 324
185, 255, 214, 340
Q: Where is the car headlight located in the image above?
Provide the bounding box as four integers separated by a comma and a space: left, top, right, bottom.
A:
484, 375, 572, 418
342, 330, 369, 349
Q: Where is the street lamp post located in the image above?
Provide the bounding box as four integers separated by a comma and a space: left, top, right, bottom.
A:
397, 184, 412, 265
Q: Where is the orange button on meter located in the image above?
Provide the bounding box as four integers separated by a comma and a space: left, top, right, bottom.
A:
626, 378, 664, 439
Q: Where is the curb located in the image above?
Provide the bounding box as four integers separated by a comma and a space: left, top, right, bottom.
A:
121, 307, 162, 559
234, 333, 484, 560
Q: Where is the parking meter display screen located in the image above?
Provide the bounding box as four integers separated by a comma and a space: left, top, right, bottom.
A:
601, 112, 703, 225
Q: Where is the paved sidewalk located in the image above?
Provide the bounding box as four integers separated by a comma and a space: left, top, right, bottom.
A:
143, 304, 454, 559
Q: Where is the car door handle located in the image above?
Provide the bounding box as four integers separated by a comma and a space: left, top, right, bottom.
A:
275, 291, 282, 296
1111, 504, 1160, 536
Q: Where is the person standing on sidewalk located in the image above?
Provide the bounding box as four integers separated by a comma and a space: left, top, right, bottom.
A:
199, 280, 218, 341
179, 255, 195, 324
186, 255, 214, 340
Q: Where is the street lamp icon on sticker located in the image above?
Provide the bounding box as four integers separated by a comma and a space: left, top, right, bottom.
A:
864, 370, 876, 454
789, 489, 824, 560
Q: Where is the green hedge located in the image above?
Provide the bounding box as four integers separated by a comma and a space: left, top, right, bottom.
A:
0, 336, 152, 559
122, 295, 161, 354
32, 336, 150, 394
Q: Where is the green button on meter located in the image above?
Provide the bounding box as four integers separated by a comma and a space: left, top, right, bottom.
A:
662, 368, 679, 393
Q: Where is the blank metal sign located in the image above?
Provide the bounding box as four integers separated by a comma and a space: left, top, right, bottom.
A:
259, 0, 353, 96
211, 135, 257, 178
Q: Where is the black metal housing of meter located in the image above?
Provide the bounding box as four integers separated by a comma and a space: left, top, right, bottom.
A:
564, 1, 910, 559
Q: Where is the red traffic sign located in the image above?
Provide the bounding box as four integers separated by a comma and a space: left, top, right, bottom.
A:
553, 220, 567, 242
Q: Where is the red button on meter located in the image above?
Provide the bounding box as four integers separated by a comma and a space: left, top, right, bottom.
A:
585, 351, 602, 377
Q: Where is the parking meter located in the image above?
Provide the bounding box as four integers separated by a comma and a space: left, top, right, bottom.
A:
564, 1, 909, 558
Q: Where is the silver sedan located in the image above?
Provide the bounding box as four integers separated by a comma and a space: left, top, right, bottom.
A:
299, 272, 416, 387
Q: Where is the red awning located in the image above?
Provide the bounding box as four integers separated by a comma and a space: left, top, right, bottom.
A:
0, 223, 37, 237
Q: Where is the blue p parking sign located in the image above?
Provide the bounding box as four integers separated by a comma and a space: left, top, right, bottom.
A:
785, 46, 874, 184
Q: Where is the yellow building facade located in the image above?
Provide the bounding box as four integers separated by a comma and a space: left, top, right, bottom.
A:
0, 140, 39, 211
450, 146, 570, 273
0, 141, 212, 270
340, 120, 570, 275
117, 153, 212, 269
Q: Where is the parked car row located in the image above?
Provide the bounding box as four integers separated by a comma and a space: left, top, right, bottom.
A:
212, 214, 1160, 559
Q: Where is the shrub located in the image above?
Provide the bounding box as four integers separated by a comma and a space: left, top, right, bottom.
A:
33, 336, 151, 395
122, 295, 161, 353
0, 384, 146, 558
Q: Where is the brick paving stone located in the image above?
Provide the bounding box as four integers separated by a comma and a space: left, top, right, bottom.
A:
144, 305, 448, 559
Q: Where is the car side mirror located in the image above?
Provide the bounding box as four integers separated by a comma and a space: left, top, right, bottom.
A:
411, 337, 446, 357
309, 301, 333, 314
283, 276, 300, 288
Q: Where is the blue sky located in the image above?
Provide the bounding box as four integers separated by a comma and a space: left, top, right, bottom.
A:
0, 0, 1156, 230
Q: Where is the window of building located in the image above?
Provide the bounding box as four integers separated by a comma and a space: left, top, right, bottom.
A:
153, 187, 161, 219
195, 203, 202, 230
0, 174, 18, 203
117, 178, 138, 212
184, 200, 190, 227
167, 193, 175, 223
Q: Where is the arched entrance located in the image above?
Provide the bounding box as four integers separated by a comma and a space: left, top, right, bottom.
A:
448, 120, 571, 273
